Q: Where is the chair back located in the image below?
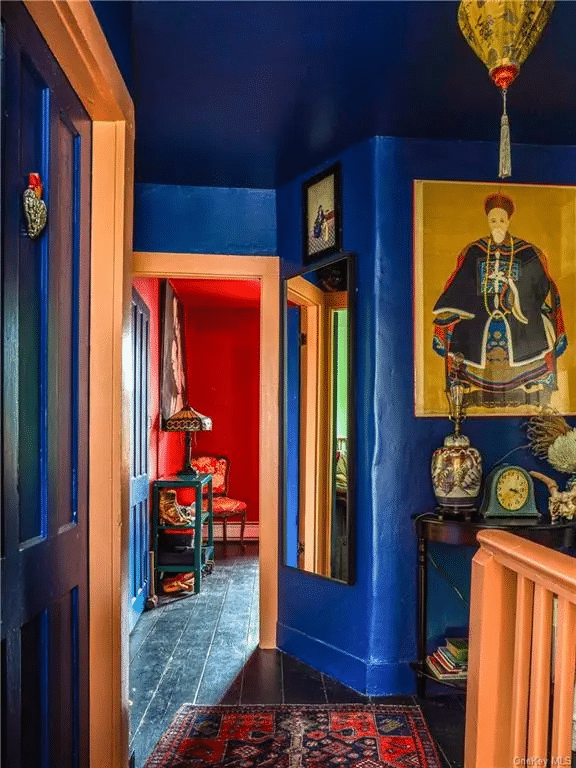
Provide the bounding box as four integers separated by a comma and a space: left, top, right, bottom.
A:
189, 455, 229, 496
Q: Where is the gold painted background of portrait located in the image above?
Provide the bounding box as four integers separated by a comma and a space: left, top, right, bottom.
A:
414, 180, 576, 416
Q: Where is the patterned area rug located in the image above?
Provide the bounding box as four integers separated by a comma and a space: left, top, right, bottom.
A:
143, 703, 442, 767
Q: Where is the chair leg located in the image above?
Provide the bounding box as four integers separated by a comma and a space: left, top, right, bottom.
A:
222, 518, 227, 545
240, 511, 246, 551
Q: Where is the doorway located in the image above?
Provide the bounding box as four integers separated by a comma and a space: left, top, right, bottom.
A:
128, 269, 274, 766
132, 251, 280, 648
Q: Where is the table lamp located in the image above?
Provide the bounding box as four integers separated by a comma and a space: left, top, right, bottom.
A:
431, 372, 482, 514
164, 404, 212, 477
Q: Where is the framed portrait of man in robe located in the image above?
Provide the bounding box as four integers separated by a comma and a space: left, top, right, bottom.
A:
414, 180, 576, 416
160, 280, 188, 427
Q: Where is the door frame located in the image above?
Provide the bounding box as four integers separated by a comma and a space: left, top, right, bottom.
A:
286, 278, 323, 574
133, 251, 280, 649
24, 2, 134, 767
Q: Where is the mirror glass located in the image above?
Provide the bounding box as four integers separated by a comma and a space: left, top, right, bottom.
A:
283, 254, 354, 584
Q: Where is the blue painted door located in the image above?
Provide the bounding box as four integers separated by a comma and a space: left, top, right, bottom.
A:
129, 288, 151, 631
1, 4, 91, 766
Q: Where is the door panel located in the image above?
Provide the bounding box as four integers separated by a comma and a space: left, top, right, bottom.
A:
1, 4, 91, 767
130, 289, 151, 631
19, 610, 48, 766
15, 48, 45, 545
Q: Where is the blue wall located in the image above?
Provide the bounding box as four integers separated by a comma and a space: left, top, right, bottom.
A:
277, 136, 576, 694
132, 140, 576, 697
277, 138, 378, 691
285, 306, 301, 569
133, 183, 276, 254
91, 1, 133, 92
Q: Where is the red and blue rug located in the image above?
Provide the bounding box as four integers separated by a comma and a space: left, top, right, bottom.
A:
143, 703, 442, 767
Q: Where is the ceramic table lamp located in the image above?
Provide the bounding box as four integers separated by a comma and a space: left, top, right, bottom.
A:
431, 377, 482, 513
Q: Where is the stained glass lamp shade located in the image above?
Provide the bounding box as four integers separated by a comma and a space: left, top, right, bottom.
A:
164, 405, 212, 477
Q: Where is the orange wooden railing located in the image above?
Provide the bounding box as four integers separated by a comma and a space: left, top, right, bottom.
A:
465, 530, 576, 768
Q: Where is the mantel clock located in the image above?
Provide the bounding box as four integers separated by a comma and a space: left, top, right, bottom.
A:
480, 465, 540, 518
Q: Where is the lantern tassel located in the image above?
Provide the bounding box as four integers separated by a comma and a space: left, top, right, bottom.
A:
499, 89, 511, 179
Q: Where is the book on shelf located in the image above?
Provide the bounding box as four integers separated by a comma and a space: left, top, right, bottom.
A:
425, 637, 468, 681
445, 637, 468, 663
426, 655, 467, 682
434, 646, 465, 673
426, 653, 467, 681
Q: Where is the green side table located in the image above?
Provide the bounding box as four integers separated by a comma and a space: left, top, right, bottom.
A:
152, 474, 214, 595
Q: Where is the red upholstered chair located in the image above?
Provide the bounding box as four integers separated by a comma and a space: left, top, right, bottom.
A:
190, 455, 247, 550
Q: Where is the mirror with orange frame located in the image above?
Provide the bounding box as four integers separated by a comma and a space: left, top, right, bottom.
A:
283, 253, 355, 584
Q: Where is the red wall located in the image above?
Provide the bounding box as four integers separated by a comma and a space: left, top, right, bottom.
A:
183, 305, 260, 523
132, 278, 260, 528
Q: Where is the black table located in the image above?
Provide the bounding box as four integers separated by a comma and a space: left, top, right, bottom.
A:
413, 511, 576, 697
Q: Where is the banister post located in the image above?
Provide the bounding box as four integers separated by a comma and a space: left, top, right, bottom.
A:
551, 597, 576, 764
465, 546, 517, 768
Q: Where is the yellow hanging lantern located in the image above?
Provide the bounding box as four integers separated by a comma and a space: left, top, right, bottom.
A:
458, 0, 555, 178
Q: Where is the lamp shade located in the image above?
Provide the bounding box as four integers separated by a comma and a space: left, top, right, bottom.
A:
457, 0, 554, 178
164, 404, 212, 432
458, 0, 554, 90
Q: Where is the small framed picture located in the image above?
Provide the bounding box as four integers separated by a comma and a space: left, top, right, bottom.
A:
302, 163, 342, 264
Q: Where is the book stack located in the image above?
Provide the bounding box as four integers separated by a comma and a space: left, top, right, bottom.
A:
426, 637, 468, 682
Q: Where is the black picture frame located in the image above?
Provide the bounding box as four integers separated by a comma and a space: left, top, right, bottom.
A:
160, 279, 189, 428
302, 162, 342, 264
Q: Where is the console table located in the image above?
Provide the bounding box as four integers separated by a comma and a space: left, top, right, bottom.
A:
152, 474, 214, 595
413, 512, 576, 697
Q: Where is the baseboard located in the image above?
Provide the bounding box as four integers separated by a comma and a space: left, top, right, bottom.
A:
210, 521, 259, 541
277, 623, 415, 695
365, 659, 415, 696
277, 622, 367, 693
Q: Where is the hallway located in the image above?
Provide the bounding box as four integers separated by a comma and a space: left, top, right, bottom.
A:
129, 543, 465, 768
129, 543, 259, 765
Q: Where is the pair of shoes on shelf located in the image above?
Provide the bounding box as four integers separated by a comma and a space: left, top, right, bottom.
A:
162, 572, 194, 593
159, 489, 194, 526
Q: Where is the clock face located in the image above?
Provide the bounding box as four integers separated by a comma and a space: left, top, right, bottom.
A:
496, 468, 530, 511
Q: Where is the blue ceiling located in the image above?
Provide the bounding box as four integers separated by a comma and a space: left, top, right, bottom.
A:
93, 1, 576, 190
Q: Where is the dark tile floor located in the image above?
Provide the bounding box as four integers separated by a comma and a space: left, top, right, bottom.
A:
129, 542, 465, 768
